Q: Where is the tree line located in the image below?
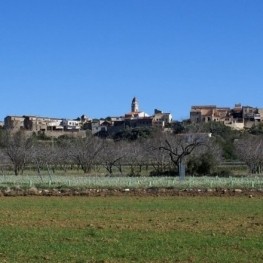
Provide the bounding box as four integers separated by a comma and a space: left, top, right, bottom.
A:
0, 122, 262, 176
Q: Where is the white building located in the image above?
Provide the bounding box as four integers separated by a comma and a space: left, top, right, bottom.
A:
62, 119, 81, 130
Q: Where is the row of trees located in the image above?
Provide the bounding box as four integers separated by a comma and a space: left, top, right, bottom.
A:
0, 130, 216, 176
0, 123, 262, 176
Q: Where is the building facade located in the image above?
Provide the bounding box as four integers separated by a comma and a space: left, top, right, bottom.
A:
4, 115, 81, 133
190, 104, 263, 129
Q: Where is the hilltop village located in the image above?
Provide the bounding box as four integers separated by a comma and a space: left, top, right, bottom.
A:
1, 97, 263, 137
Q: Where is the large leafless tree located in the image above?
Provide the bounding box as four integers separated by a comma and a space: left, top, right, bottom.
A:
157, 133, 209, 175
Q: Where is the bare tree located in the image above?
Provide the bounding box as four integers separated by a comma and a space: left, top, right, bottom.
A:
100, 140, 127, 176
234, 135, 263, 174
49, 138, 74, 173
144, 136, 171, 176
157, 133, 208, 175
124, 141, 147, 176
0, 148, 11, 174
30, 142, 56, 179
0, 130, 33, 175
67, 135, 104, 174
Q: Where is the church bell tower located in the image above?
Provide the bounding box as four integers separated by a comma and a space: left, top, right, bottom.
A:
131, 97, 139, 112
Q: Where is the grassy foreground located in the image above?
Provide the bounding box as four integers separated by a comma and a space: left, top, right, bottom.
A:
0, 196, 262, 263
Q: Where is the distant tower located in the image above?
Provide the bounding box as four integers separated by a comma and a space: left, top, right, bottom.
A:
131, 97, 139, 112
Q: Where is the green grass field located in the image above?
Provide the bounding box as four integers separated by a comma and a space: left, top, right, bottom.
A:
0, 196, 262, 263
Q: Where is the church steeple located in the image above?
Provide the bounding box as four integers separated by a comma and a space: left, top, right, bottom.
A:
131, 97, 139, 112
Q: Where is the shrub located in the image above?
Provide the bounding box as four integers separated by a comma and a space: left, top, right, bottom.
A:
187, 154, 217, 176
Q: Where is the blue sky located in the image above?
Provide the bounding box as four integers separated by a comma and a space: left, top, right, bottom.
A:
0, 0, 262, 121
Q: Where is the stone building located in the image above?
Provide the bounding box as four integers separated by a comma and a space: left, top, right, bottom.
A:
152, 109, 173, 128
190, 105, 230, 123
190, 104, 263, 130
4, 116, 25, 130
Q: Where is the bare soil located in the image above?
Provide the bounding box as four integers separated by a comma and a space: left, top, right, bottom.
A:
1, 187, 263, 197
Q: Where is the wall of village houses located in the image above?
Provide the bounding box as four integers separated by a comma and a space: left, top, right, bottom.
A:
4, 115, 80, 132
190, 105, 263, 129
3, 99, 262, 134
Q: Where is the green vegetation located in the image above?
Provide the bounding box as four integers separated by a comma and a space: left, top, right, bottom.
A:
0, 196, 262, 262
249, 123, 263, 135
187, 153, 218, 176
183, 122, 242, 160
113, 127, 157, 141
